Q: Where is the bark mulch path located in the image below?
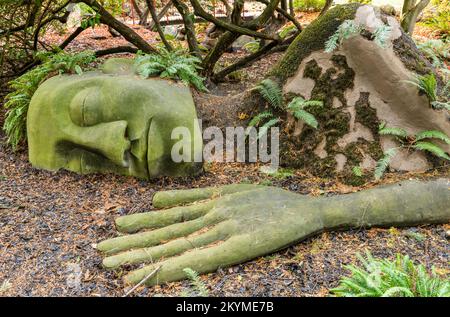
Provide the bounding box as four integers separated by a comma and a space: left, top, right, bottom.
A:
1, 145, 449, 296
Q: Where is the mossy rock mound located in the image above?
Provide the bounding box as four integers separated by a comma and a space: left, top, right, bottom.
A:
264, 4, 449, 184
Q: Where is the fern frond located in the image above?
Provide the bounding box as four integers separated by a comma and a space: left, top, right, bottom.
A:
135, 48, 206, 91
248, 111, 274, 127
404, 73, 437, 102
292, 109, 318, 129
325, 20, 362, 53
415, 130, 450, 144
254, 79, 283, 109
379, 127, 408, 139
287, 96, 306, 111
372, 24, 392, 48
2, 50, 96, 150
413, 141, 450, 160
431, 101, 450, 111
374, 148, 397, 180
183, 268, 209, 297
257, 118, 280, 139
352, 166, 363, 177
303, 100, 324, 108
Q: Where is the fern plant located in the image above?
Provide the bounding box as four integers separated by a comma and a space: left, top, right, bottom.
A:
417, 39, 449, 68
248, 79, 285, 139
372, 24, 393, 47
325, 20, 392, 53
253, 79, 283, 109
404, 72, 450, 111
325, 20, 362, 53
134, 48, 207, 91
247, 111, 280, 140
286, 96, 323, 129
352, 166, 363, 177
182, 268, 209, 297
3, 50, 96, 150
405, 73, 438, 101
331, 251, 450, 297
374, 122, 450, 179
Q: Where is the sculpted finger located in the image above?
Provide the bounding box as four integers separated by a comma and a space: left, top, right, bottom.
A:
152, 184, 262, 208
115, 200, 214, 233
97, 215, 221, 255
102, 221, 232, 269
123, 235, 254, 286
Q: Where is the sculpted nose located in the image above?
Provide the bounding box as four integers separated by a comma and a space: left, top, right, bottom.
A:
65, 121, 131, 167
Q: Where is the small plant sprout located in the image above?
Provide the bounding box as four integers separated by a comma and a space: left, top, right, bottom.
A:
182, 268, 209, 297
352, 166, 363, 177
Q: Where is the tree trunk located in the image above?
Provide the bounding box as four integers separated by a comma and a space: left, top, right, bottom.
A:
172, 0, 201, 57
145, 0, 173, 51
400, 0, 430, 34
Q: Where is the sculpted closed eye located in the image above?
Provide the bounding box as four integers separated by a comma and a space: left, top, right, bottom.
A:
69, 88, 101, 127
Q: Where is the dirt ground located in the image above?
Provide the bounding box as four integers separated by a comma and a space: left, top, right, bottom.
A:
0, 13, 449, 297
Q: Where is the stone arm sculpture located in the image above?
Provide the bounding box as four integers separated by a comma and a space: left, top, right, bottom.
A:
97, 179, 450, 286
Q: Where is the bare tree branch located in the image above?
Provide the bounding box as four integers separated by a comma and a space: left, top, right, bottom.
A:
144, 0, 173, 51
256, 0, 302, 30
95, 45, 139, 57
189, 0, 278, 40
172, 0, 201, 57
74, 0, 159, 54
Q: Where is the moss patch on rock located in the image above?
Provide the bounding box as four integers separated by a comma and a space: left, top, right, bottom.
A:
354, 91, 380, 139
269, 3, 361, 84
280, 54, 356, 178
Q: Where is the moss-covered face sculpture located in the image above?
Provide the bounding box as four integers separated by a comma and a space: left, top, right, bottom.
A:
27, 59, 202, 179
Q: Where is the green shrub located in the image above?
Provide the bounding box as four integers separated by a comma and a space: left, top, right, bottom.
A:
134, 48, 207, 91
293, 0, 326, 12
347, 0, 372, 4
331, 251, 450, 297
3, 50, 96, 150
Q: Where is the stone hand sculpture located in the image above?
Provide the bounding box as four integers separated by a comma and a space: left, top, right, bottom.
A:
27, 58, 202, 179
97, 179, 450, 286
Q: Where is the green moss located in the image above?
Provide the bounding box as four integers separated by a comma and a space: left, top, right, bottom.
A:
280, 54, 356, 177
354, 92, 380, 139
269, 3, 361, 83
392, 34, 434, 76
